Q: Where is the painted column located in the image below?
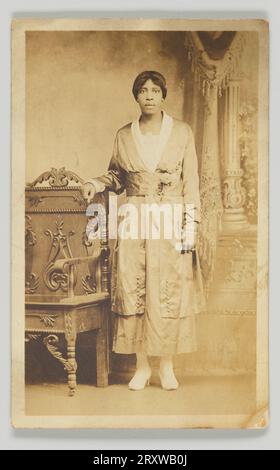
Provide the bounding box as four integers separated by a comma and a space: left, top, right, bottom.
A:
222, 76, 248, 230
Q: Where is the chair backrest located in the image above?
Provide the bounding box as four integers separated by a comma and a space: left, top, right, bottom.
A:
25, 167, 110, 302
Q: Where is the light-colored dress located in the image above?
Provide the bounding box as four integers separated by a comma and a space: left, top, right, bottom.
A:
87, 111, 205, 356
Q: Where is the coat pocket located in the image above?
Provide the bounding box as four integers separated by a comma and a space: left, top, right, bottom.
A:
160, 279, 181, 318
111, 238, 146, 315
160, 252, 194, 319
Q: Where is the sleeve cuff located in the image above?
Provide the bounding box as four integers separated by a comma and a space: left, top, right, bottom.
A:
85, 178, 106, 194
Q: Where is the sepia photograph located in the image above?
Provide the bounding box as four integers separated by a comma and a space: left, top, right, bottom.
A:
12, 18, 269, 429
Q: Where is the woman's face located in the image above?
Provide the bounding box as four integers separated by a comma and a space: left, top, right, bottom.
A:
136, 79, 164, 115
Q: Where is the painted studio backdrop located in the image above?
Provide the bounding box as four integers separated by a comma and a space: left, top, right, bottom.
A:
25, 31, 258, 407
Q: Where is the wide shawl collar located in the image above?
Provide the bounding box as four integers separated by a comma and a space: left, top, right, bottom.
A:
130, 110, 174, 173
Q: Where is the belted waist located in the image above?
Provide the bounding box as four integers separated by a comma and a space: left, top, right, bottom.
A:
126, 187, 182, 197
125, 171, 182, 197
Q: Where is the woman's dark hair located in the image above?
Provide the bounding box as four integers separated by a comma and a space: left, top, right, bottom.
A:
132, 71, 167, 100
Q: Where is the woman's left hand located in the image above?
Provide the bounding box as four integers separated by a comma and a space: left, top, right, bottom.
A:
181, 223, 198, 253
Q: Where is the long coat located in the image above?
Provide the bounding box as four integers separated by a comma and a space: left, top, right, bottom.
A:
93, 116, 205, 356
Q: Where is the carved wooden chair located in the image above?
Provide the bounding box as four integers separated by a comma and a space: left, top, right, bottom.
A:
25, 168, 110, 396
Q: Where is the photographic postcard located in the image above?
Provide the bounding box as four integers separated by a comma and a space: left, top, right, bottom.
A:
12, 18, 269, 428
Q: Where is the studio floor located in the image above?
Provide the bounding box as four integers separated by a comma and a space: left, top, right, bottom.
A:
25, 374, 256, 417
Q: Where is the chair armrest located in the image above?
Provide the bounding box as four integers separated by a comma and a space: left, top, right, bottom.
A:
53, 254, 101, 298
59, 292, 110, 307
53, 254, 100, 271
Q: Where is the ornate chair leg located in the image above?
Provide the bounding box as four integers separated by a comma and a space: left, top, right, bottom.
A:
66, 334, 77, 396
96, 311, 109, 387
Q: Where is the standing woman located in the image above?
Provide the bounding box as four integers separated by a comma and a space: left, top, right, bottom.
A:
82, 71, 205, 391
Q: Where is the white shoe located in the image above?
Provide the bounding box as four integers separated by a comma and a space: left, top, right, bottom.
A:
159, 367, 179, 390
128, 368, 152, 391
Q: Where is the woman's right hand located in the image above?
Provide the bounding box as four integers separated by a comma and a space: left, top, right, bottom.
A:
81, 182, 96, 204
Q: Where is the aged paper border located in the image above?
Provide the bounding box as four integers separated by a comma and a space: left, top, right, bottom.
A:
11, 18, 269, 429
